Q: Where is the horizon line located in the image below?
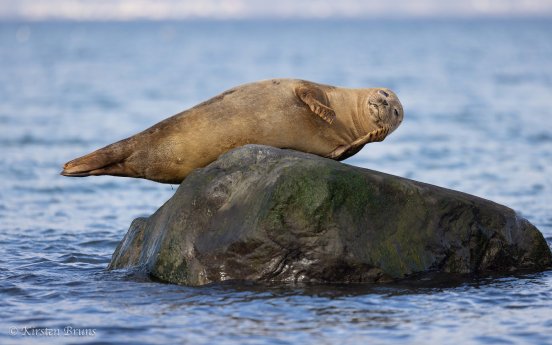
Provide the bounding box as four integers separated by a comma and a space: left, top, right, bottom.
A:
2, 14, 552, 22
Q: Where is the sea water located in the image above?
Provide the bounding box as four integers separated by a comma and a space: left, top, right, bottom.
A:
0, 20, 551, 345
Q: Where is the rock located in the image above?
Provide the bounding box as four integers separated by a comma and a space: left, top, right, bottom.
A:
108, 145, 552, 285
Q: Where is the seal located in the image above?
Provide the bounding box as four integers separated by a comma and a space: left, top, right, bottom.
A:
61, 79, 404, 184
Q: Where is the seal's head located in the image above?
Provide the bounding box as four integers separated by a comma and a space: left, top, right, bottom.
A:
359, 88, 404, 142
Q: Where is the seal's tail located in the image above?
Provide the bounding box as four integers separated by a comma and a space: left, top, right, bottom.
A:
61, 138, 135, 178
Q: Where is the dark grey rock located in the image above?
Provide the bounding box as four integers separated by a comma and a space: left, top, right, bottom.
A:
108, 145, 552, 286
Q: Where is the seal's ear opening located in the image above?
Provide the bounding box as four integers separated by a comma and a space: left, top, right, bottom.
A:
295, 84, 336, 124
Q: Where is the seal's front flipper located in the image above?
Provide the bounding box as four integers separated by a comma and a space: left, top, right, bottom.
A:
352, 126, 390, 146
295, 84, 336, 124
327, 126, 391, 161
327, 144, 364, 161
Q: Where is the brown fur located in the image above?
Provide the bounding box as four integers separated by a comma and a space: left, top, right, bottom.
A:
62, 79, 403, 184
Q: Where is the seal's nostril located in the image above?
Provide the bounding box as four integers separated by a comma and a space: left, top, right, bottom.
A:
394, 108, 399, 117
378, 90, 389, 97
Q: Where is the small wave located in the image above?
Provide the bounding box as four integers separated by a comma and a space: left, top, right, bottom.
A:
527, 132, 552, 143
79, 239, 120, 248
12, 257, 54, 270
0, 283, 29, 297
0, 135, 90, 147
13, 184, 97, 194
58, 252, 110, 265
494, 73, 535, 84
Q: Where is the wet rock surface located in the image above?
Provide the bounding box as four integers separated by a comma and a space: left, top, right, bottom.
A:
109, 145, 552, 286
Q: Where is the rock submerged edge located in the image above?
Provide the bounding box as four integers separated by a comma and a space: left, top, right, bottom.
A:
108, 145, 552, 286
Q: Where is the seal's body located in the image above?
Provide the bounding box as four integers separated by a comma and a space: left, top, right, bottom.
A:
62, 79, 403, 184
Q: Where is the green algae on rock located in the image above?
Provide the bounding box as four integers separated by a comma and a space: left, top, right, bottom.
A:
108, 145, 552, 286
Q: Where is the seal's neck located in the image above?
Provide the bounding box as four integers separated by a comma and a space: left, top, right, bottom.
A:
326, 89, 371, 141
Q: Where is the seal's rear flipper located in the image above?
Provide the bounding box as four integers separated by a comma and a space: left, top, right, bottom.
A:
61, 161, 132, 178
61, 139, 134, 178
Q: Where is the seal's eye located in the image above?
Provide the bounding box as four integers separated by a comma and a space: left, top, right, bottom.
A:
379, 90, 389, 97
394, 108, 399, 117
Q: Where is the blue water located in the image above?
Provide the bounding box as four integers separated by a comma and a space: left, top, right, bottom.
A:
1, 20, 551, 345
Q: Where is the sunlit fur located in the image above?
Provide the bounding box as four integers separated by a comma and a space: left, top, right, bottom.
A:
62, 79, 404, 184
